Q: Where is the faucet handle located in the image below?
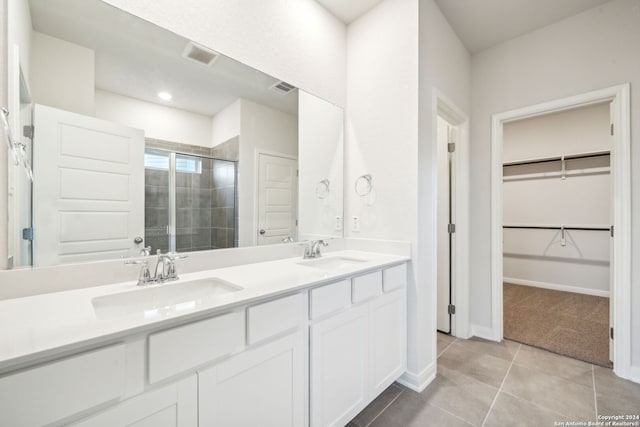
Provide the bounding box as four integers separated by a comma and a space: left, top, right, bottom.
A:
166, 252, 188, 261
140, 246, 152, 256
125, 260, 154, 286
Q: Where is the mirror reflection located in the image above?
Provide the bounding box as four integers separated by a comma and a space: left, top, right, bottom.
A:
6, 0, 343, 269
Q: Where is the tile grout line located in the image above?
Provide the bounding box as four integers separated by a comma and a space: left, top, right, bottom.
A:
480, 343, 521, 427
427, 402, 476, 426
500, 389, 570, 419
592, 365, 598, 419
438, 337, 457, 358
364, 388, 404, 427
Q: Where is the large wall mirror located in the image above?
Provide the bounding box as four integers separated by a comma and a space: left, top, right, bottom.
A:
5, 0, 344, 269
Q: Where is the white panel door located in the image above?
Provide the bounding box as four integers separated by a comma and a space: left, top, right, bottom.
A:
437, 116, 455, 333
32, 104, 144, 266
72, 375, 197, 427
198, 331, 306, 427
257, 153, 297, 245
310, 304, 369, 427
369, 288, 407, 396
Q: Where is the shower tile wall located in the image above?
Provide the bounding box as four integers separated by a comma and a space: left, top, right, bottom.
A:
212, 159, 237, 248
144, 166, 170, 254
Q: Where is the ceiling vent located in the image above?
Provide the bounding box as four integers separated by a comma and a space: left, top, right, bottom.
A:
269, 81, 297, 95
182, 41, 219, 67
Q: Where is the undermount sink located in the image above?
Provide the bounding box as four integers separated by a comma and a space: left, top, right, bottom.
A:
297, 256, 368, 271
92, 277, 243, 319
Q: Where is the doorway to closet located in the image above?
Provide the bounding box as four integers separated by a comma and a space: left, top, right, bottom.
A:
501, 102, 612, 367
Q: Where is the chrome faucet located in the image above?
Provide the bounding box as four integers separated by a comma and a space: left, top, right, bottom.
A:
125, 250, 188, 286
154, 250, 188, 282
303, 239, 328, 259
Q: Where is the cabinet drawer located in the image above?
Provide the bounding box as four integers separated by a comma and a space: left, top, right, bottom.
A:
352, 271, 383, 303
383, 263, 407, 292
148, 310, 244, 384
247, 293, 303, 345
0, 344, 127, 427
310, 279, 351, 320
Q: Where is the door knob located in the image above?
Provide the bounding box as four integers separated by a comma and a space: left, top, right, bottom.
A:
133, 236, 143, 244
259, 229, 266, 235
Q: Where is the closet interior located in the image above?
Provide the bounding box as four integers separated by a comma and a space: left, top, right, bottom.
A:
502, 102, 612, 367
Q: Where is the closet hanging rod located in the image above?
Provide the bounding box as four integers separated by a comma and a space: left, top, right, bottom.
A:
502, 150, 610, 167
503, 225, 610, 231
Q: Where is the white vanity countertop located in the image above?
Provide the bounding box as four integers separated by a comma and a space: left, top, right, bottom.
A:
0, 250, 408, 372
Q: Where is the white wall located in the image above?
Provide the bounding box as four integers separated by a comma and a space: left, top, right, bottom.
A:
346, 0, 470, 389
415, 0, 471, 385
237, 99, 298, 247
503, 103, 611, 296
30, 31, 95, 116
7, 0, 31, 82
102, 0, 346, 108
1, 0, 9, 268
469, 0, 640, 367
211, 100, 241, 147
6, 0, 33, 269
298, 91, 344, 241
95, 89, 212, 147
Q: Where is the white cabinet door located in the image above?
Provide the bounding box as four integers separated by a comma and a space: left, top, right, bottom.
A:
72, 376, 197, 427
199, 331, 306, 427
310, 304, 369, 427
370, 288, 407, 396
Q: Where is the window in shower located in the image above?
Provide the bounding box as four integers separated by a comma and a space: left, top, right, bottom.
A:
144, 148, 237, 254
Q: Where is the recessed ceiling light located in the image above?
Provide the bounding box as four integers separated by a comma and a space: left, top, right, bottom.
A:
158, 91, 172, 101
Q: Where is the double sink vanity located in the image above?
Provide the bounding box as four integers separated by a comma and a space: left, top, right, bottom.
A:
0, 247, 409, 427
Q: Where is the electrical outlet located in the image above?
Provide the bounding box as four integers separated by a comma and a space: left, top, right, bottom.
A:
335, 215, 342, 231
352, 216, 360, 232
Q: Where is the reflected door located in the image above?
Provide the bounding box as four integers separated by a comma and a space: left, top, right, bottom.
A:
32, 104, 144, 266
257, 153, 297, 245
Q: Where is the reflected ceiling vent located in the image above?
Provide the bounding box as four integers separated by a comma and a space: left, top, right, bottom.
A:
269, 81, 297, 95
182, 41, 219, 67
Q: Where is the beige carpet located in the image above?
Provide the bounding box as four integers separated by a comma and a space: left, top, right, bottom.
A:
503, 283, 612, 367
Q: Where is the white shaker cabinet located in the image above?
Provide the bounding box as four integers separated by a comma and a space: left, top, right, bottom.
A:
310, 304, 370, 427
72, 375, 197, 427
198, 330, 306, 427
370, 288, 407, 396
310, 265, 407, 427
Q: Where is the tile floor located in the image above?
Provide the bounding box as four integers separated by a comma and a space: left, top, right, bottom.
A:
347, 333, 640, 427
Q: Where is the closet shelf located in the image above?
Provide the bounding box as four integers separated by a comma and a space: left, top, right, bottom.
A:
503, 224, 610, 231
502, 150, 610, 167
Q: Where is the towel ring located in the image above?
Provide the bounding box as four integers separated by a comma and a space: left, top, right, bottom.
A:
355, 174, 372, 196
315, 179, 330, 199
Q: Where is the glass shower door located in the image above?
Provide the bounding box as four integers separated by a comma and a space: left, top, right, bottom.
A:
144, 148, 237, 254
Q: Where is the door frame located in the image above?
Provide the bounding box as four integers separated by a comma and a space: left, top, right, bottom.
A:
433, 90, 470, 339
490, 84, 631, 378
254, 149, 298, 246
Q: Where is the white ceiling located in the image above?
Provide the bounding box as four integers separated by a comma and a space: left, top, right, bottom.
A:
316, 0, 612, 53
29, 0, 298, 117
315, 0, 384, 23
434, 0, 612, 53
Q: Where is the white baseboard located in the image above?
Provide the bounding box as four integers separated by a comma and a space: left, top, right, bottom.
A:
397, 362, 436, 392
470, 324, 499, 341
504, 277, 610, 298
